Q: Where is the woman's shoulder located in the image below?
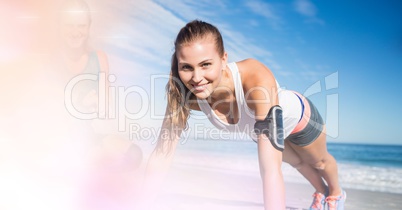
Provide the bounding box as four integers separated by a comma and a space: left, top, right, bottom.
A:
95, 50, 108, 59
234, 58, 275, 87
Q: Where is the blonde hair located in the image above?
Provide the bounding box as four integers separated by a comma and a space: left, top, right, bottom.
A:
157, 20, 225, 155
162, 20, 224, 149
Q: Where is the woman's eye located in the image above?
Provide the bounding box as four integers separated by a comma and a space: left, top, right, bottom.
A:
202, 63, 211, 68
181, 65, 191, 70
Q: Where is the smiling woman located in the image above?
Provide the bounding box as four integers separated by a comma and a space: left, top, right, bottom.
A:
177, 40, 226, 99
140, 20, 347, 210
166, 21, 226, 130
51, 0, 110, 114
59, 0, 91, 50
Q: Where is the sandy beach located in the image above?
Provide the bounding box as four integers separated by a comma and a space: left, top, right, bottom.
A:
150, 164, 402, 210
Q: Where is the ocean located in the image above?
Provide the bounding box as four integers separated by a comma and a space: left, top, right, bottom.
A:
173, 139, 402, 194
328, 143, 402, 193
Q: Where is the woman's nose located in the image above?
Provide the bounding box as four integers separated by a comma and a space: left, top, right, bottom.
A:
192, 69, 203, 83
70, 26, 82, 37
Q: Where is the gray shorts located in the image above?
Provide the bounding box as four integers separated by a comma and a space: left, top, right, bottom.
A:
285, 98, 324, 147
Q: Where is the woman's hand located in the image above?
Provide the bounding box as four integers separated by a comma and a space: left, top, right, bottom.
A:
139, 107, 183, 209
257, 133, 285, 210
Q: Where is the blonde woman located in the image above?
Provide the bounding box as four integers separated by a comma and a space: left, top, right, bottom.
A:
144, 20, 346, 210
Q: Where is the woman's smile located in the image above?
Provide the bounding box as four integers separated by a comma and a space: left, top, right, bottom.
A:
192, 82, 210, 92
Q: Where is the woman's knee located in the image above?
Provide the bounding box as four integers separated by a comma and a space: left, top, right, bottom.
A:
309, 153, 335, 171
311, 160, 326, 170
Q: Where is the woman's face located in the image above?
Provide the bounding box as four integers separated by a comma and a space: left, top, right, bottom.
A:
177, 37, 227, 99
60, 11, 90, 49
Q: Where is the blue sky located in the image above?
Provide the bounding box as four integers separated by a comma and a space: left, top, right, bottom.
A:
3, 0, 401, 145
87, 0, 402, 145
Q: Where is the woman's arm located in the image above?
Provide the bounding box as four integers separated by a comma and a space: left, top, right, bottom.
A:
239, 58, 285, 209
139, 107, 183, 209
257, 134, 285, 210
97, 50, 109, 118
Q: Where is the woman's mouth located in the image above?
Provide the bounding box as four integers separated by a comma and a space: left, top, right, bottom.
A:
192, 83, 209, 91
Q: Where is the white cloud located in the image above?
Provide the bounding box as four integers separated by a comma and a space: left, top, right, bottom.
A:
218, 26, 279, 69
269, 57, 332, 82
245, 0, 282, 29
294, 0, 317, 17
153, 0, 226, 20
94, 0, 184, 65
246, 1, 278, 19
293, 0, 325, 25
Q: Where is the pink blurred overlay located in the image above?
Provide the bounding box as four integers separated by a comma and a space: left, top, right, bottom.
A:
0, 1, 144, 210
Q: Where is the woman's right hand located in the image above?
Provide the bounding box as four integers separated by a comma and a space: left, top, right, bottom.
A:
139, 106, 184, 209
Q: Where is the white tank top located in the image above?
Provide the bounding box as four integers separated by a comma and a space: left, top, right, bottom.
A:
197, 62, 302, 141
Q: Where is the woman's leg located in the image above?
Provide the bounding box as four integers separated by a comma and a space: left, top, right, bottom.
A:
287, 126, 342, 196
283, 140, 327, 194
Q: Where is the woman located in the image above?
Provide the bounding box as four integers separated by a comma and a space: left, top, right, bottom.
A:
145, 20, 346, 210
55, 0, 109, 114
57, 2, 144, 209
